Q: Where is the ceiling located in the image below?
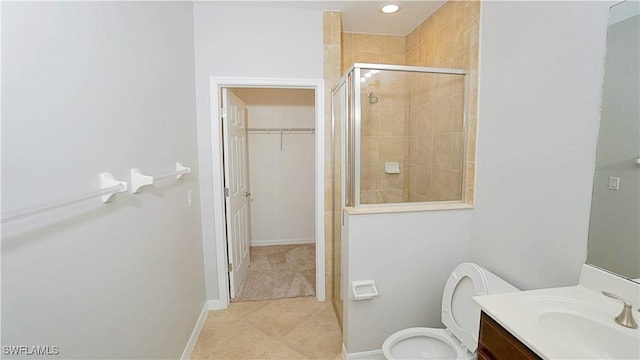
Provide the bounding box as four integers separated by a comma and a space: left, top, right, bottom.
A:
208, 1, 446, 36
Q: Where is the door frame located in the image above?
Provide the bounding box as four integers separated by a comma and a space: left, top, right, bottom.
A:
209, 77, 325, 308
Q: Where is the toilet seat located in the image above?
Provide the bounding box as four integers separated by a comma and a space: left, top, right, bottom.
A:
441, 263, 489, 353
381, 327, 473, 360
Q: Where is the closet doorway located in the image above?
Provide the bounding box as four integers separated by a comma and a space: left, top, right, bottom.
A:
222, 86, 318, 303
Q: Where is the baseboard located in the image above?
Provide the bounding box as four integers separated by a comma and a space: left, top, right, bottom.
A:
251, 238, 315, 246
180, 302, 209, 360
207, 299, 227, 310
342, 344, 384, 360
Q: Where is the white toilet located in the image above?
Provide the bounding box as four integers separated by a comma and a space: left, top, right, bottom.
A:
382, 262, 519, 360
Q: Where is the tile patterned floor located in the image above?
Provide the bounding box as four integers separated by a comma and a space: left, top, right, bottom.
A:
191, 297, 342, 360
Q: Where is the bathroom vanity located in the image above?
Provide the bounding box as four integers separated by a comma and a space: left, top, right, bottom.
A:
478, 312, 540, 360
474, 265, 640, 360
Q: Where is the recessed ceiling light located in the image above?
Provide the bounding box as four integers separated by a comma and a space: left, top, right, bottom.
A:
380, 3, 400, 14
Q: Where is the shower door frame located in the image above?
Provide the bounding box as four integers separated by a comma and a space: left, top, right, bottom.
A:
342, 63, 470, 209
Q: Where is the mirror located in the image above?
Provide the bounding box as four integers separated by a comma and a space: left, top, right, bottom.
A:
587, 0, 640, 282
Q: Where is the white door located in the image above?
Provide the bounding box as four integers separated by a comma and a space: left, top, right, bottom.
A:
222, 89, 251, 299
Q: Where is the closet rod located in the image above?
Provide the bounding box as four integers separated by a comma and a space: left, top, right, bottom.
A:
1, 173, 128, 223
247, 127, 315, 134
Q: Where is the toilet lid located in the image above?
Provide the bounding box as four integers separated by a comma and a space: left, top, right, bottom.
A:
441, 263, 489, 353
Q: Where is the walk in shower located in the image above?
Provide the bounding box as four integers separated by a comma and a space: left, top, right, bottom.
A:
333, 63, 468, 208
331, 63, 469, 319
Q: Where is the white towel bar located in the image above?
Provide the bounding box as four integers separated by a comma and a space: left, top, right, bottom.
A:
130, 162, 191, 194
1, 172, 128, 223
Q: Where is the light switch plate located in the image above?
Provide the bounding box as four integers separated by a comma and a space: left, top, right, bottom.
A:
608, 176, 620, 190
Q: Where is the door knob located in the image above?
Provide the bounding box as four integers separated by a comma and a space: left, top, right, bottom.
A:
244, 192, 251, 197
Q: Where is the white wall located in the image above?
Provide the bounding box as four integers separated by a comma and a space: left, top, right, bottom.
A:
343, 210, 472, 354
471, 1, 613, 290
1, 2, 204, 358
233, 89, 316, 246
192, 4, 323, 300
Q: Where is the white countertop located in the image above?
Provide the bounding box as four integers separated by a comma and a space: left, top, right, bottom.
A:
473, 284, 640, 359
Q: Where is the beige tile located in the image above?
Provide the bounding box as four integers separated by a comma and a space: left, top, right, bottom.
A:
433, 97, 453, 134
258, 341, 308, 360
379, 136, 405, 163
380, 190, 404, 203
455, 1, 472, 33
341, 32, 352, 52
191, 320, 273, 359
379, 69, 406, 82
419, 17, 435, 44
352, 33, 380, 54
434, 1, 455, 31
419, 73, 436, 103
342, 60, 352, 74
410, 193, 430, 202
451, 53, 470, 70
191, 298, 342, 360
282, 313, 342, 360
417, 102, 434, 135
417, 36, 434, 66
380, 35, 406, 53
361, 136, 380, 164
360, 190, 378, 204
406, 48, 418, 66
433, 134, 453, 169
361, 108, 380, 136
379, 165, 404, 190
434, 73, 455, 99
416, 165, 432, 197
408, 164, 417, 193
449, 169, 463, 200
360, 163, 378, 190
379, 109, 407, 136
409, 106, 419, 135
431, 169, 450, 201
247, 310, 314, 338
329, 13, 341, 45
451, 133, 464, 171
465, 160, 476, 205
434, 23, 454, 66
353, 52, 380, 64
465, 120, 477, 162
323, 13, 332, 46
379, 80, 407, 109
204, 301, 271, 325
418, 135, 433, 167
453, 27, 470, 61
379, 53, 394, 65
452, 94, 465, 132
389, 52, 407, 65
452, 75, 465, 96
406, 27, 419, 52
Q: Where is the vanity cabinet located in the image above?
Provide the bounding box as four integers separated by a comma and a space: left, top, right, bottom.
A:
478, 312, 542, 360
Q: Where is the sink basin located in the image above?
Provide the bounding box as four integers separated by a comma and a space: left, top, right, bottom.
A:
521, 295, 640, 359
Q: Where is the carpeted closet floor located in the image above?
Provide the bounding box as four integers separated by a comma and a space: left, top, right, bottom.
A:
234, 244, 316, 302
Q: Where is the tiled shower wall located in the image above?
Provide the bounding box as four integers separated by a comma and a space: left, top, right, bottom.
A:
323, 11, 342, 302
360, 71, 409, 203
407, 73, 465, 201
341, 0, 480, 205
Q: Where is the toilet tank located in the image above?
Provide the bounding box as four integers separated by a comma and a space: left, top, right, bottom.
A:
481, 267, 519, 294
